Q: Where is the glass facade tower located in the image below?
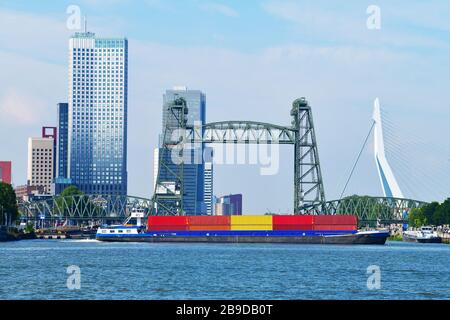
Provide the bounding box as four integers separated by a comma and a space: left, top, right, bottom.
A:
57, 103, 69, 178
157, 88, 206, 214
204, 147, 213, 215
68, 32, 128, 195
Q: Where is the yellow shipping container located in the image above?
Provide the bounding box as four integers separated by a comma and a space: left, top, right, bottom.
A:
230, 215, 273, 230
231, 224, 273, 231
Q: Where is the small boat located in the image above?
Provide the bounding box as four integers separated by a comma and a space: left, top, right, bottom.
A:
403, 226, 442, 243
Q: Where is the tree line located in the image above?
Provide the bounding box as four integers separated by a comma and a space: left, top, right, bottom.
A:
0, 182, 19, 225
408, 199, 450, 227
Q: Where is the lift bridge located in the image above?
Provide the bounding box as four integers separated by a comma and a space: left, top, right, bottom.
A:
19, 97, 427, 223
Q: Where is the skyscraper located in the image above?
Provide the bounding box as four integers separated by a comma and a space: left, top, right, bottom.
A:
204, 147, 214, 215
68, 31, 128, 195
27, 137, 54, 194
57, 103, 69, 178
162, 87, 206, 129
204, 162, 213, 214
42, 126, 57, 180
155, 87, 206, 215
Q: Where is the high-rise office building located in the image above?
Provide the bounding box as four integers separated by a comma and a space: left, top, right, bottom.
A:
42, 127, 57, 180
154, 146, 214, 215
68, 31, 128, 195
156, 87, 206, 214
214, 194, 242, 216
54, 103, 71, 195
0, 161, 12, 184
204, 147, 213, 215
204, 162, 213, 214
57, 103, 69, 178
27, 137, 54, 194
162, 86, 206, 129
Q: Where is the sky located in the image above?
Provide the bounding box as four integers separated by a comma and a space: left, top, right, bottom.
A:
0, 0, 449, 213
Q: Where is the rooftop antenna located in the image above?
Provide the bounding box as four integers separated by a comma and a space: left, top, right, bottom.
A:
83, 16, 87, 33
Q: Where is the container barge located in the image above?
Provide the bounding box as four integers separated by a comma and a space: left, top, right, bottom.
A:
96, 214, 389, 245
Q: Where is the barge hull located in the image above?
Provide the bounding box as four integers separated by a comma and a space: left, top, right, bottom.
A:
96, 233, 387, 245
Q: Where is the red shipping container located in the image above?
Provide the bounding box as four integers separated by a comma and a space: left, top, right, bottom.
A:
148, 216, 188, 226
273, 215, 314, 226
313, 225, 357, 231
187, 216, 231, 226
147, 225, 189, 231
189, 225, 230, 231
272, 224, 314, 231
313, 215, 357, 226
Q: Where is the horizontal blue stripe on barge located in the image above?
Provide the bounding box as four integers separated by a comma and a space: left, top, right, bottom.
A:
96, 230, 358, 238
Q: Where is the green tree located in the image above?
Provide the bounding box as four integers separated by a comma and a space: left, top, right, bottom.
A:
53, 185, 104, 218
0, 182, 19, 225
60, 185, 84, 197
25, 222, 35, 234
408, 200, 450, 227
433, 198, 450, 226
54, 185, 84, 216
408, 208, 425, 227
422, 202, 439, 226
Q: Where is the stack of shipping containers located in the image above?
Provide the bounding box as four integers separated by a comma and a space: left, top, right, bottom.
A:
147, 215, 358, 232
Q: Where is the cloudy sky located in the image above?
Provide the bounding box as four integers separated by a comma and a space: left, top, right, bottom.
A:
1, 0, 449, 213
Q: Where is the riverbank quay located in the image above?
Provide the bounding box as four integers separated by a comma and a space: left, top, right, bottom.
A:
437, 231, 450, 244
0, 226, 36, 242
34, 227, 97, 240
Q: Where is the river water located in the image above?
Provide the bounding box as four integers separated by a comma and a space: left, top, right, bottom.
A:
0, 240, 449, 300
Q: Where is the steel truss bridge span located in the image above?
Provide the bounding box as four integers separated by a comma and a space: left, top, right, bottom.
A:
18, 195, 153, 220
302, 197, 427, 223
18, 194, 427, 223
187, 121, 297, 144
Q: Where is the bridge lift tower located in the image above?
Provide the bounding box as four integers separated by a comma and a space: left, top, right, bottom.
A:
291, 98, 326, 213
152, 97, 188, 215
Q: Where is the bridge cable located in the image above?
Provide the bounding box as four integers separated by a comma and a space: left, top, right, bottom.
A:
339, 121, 376, 200
382, 111, 450, 200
